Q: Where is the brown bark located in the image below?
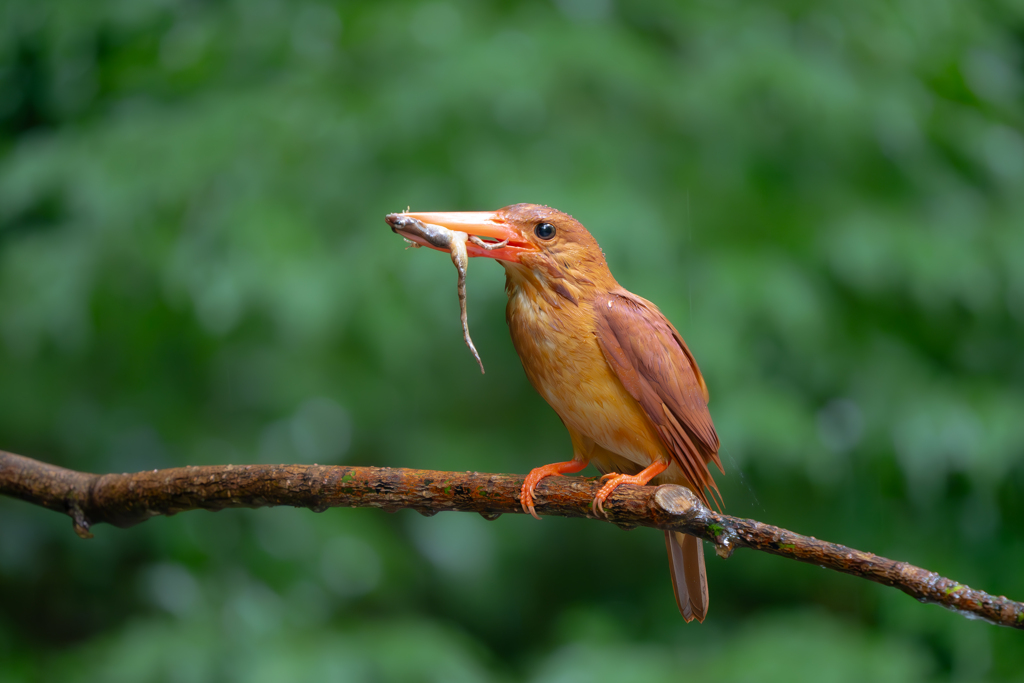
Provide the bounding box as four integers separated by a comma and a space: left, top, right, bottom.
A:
2, 449, 1021, 629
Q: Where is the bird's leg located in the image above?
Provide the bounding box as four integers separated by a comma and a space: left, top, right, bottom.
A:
520, 459, 588, 520
592, 460, 669, 518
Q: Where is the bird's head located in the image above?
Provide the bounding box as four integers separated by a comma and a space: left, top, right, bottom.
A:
386, 203, 616, 304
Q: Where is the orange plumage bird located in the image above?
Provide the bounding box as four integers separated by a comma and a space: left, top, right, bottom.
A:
387, 203, 724, 622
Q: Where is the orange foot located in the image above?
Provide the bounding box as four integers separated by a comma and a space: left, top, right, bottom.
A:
592, 461, 670, 518
521, 459, 588, 520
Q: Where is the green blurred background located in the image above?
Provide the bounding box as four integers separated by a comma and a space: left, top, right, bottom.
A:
2, 0, 1023, 680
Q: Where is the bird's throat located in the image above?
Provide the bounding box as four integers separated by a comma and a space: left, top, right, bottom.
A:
501, 260, 582, 310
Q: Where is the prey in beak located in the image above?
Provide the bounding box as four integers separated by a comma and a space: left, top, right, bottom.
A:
385, 214, 494, 374
386, 211, 537, 262
386, 210, 543, 374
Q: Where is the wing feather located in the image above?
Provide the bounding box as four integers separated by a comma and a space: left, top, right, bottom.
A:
595, 290, 723, 508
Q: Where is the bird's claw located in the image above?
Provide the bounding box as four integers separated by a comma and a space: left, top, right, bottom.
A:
591, 462, 671, 519
520, 485, 542, 521
520, 460, 588, 521
592, 491, 614, 518
591, 473, 637, 519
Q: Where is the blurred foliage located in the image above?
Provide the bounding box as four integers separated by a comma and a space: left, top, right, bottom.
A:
1, 0, 1023, 680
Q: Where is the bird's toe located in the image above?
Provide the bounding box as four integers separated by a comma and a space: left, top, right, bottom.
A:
520, 483, 543, 520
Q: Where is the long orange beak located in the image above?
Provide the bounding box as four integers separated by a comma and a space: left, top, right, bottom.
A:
385, 210, 538, 262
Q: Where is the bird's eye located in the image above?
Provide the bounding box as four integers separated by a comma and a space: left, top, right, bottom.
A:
535, 222, 556, 240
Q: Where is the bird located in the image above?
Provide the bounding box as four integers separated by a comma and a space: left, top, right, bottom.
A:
386, 203, 723, 622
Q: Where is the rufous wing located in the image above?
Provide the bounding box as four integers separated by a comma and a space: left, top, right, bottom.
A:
594, 289, 723, 508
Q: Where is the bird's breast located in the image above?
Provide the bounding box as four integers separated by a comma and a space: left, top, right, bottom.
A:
505, 282, 666, 466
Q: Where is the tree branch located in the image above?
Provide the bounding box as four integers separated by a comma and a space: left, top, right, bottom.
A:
2, 449, 1021, 629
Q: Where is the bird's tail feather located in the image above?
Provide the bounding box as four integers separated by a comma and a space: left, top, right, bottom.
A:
665, 530, 708, 623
